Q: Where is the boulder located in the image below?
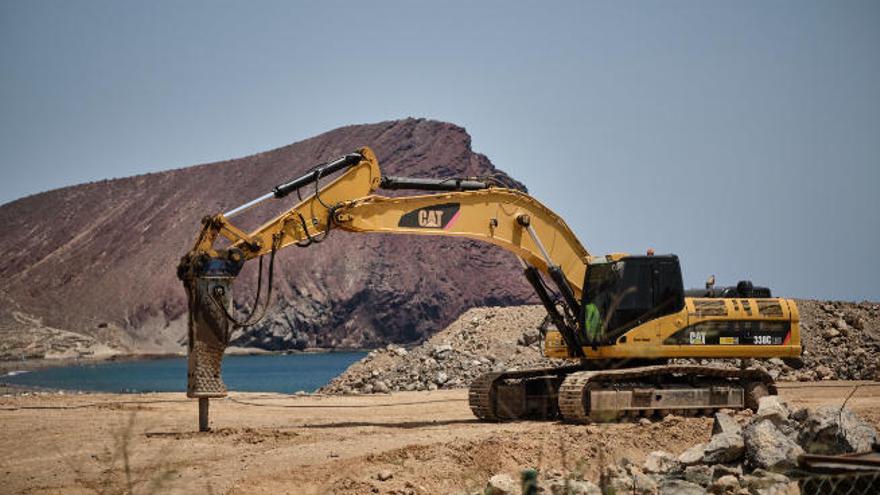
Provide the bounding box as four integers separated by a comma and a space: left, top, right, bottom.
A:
798, 405, 878, 454
708, 475, 740, 495
743, 419, 804, 471
790, 407, 809, 423
659, 479, 707, 495
740, 469, 793, 495
711, 464, 742, 479
678, 443, 708, 466
644, 450, 682, 474
630, 470, 658, 495
712, 412, 742, 436
485, 474, 517, 495
685, 465, 714, 487
703, 431, 745, 464
755, 396, 790, 426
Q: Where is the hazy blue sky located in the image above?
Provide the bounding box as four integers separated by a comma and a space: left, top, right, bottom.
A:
2, 1, 878, 301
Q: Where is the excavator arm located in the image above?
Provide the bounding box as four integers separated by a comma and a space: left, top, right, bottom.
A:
177, 147, 593, 429
334, 189, 588, 295
180, 146, 801, 429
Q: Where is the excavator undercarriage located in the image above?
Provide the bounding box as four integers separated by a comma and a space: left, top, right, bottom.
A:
468, 363, 774, 423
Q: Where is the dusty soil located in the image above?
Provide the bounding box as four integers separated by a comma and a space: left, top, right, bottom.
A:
2, 382, 878, 494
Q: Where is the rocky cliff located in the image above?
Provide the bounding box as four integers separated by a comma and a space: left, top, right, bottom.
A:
0, 119, 536, 358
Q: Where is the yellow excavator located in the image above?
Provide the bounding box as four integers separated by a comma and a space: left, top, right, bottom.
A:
178, 147, 800, 430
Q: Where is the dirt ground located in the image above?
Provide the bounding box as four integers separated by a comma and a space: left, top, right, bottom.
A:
2, 382, 878, 495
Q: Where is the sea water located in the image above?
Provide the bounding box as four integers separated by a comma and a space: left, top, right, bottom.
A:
1, 352, 366, 394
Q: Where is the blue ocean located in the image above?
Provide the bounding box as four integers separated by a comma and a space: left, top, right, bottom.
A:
1, 352, 366, 394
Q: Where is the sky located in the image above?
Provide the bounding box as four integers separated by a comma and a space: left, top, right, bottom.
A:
1, 1, 878, 301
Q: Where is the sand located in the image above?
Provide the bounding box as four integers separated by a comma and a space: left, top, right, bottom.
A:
1, 382, 878, 494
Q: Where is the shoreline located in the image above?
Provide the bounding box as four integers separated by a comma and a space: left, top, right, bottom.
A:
0, 347, 371, 395
0, 346, 373, 374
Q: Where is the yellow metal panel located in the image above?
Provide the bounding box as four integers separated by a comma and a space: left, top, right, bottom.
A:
338, 189, 590, 295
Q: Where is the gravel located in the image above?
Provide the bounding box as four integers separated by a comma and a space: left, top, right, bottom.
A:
322, 299, 879, 395
319, 306, 560, 394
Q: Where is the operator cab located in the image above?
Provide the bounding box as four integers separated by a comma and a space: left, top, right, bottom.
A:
581, 255, 685, 345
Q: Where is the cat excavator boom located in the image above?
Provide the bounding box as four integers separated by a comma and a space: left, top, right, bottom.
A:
178, 147, 800, 430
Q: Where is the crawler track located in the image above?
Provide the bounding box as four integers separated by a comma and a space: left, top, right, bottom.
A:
468, 365, 584, 421
469, 364, 776, 423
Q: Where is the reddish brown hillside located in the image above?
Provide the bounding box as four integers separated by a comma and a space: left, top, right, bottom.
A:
0, 119, 535, 356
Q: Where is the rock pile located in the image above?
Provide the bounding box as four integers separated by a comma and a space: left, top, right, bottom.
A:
676, 300, 880, 382
321, 299, 879, 395
319, 306, 560, 394
477, 398, 877, 495
794, 300, 880, 380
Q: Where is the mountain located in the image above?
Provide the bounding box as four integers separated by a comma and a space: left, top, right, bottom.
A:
0, 119, 536, 359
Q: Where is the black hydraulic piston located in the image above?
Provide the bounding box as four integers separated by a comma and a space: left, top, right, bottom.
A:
548, 265, 582, 324
380, 176, 489, 192
272, 152, 364, 199
523, 266, 585, 357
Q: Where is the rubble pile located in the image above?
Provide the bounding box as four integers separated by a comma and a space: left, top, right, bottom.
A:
679, 300, 880, 382
478, 398, 878, 495
319, 306, 560, 394
321, 299, 879, 395
793, 300, 880, 380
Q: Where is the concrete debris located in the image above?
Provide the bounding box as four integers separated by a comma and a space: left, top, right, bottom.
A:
740, 469, 794, 495
754, 396, 790, 426
702, 431, 744, 464
468, 398, 873, 495
711, 412, 742, 436
797, 404, 878, 454
478, 397, 873, 495
678, 443, 708, 466
743, 419, 804, 471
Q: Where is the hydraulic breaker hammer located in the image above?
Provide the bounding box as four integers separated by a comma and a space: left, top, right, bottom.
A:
177, 250, 244, 430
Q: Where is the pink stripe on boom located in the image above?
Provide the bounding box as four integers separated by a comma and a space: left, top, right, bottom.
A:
444, 210, 461, 230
